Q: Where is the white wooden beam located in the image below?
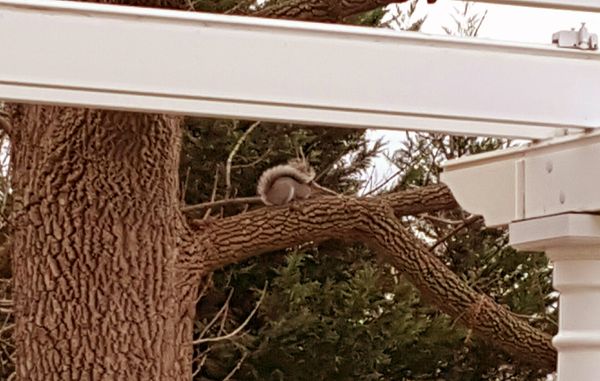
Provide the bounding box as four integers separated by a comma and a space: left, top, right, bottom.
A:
465, 0, 600, 12
441, 130, 600, 226
509, 213, 600, 251
1, 0, 598, 139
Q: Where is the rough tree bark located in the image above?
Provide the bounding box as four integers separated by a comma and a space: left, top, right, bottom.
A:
5, 0, 555, 380
9, 105, 196, 379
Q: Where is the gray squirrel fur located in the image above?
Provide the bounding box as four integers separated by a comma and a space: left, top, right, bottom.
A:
257, 159, 335, 206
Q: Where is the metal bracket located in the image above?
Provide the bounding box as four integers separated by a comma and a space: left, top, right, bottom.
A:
552, 23, 598, 50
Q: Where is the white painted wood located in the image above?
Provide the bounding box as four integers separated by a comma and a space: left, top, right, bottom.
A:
524, 140, 600, 218
509, 214, 600, 381
0, 0, 598, 139
509, 213, 600, 251
441, 157, 520, 226
466, 0, 600, 12
551, 252, 600, 381
441, 131, 600, 226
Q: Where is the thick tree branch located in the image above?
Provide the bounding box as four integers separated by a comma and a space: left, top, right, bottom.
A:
181, 196, 263, 213
184, 184, 555, 372
382, 183, 458, 215
192, 185, 457, 269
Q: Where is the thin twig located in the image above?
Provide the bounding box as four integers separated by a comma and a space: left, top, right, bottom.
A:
361, 165, 377, 196
192, 348, 211, 378
310, 182, 338, 196
184, 0, 195, 11
217, 302, 229, 337
203, 166, 221, 220
231, 148, 271, 170
0, 115, 10, 135
1, 309, 11, 329
314, 146, 351, 182
363, 169, 402, 197
183, 196, 263, 213
196, 288, 235, 343
0, 338, 13, 348
0, 324, 13, 336
224, 121, 260, 200
181, 166, 191, 203
195, 274, 213, 304
429, 215, 482, 252
193, 282, 267, 345
0, 139, 10, 216
222, 352, 249, 381
509, 312, 545, 321
0, 300, 12, 307
421, 214, 465, 226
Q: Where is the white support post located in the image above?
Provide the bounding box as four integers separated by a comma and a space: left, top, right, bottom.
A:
510, 214, 600, 381
550, 247, 600, 380
444, 135, 600, 378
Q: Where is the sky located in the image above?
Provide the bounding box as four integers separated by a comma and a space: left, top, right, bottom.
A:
419, 1, 600, 43
363, 0, 600, 192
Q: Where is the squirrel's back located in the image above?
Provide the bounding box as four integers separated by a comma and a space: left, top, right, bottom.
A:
257, 161, 316, 205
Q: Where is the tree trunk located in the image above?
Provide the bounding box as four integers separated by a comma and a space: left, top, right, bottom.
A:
8, 105, 196, 380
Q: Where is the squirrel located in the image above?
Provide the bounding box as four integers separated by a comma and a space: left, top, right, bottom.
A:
257, 158, 336, 206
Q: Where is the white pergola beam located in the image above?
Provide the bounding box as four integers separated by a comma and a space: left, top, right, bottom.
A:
510, 213, 600, 251
1, 0, 599, 140
441, 130, 600, 226
466, 0, 600, 12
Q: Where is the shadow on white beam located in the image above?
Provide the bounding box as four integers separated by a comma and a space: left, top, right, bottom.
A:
1, 0, 599, 139
465, 0, 600, 12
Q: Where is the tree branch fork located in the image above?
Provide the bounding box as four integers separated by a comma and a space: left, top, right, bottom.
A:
180, 183, 556, 372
